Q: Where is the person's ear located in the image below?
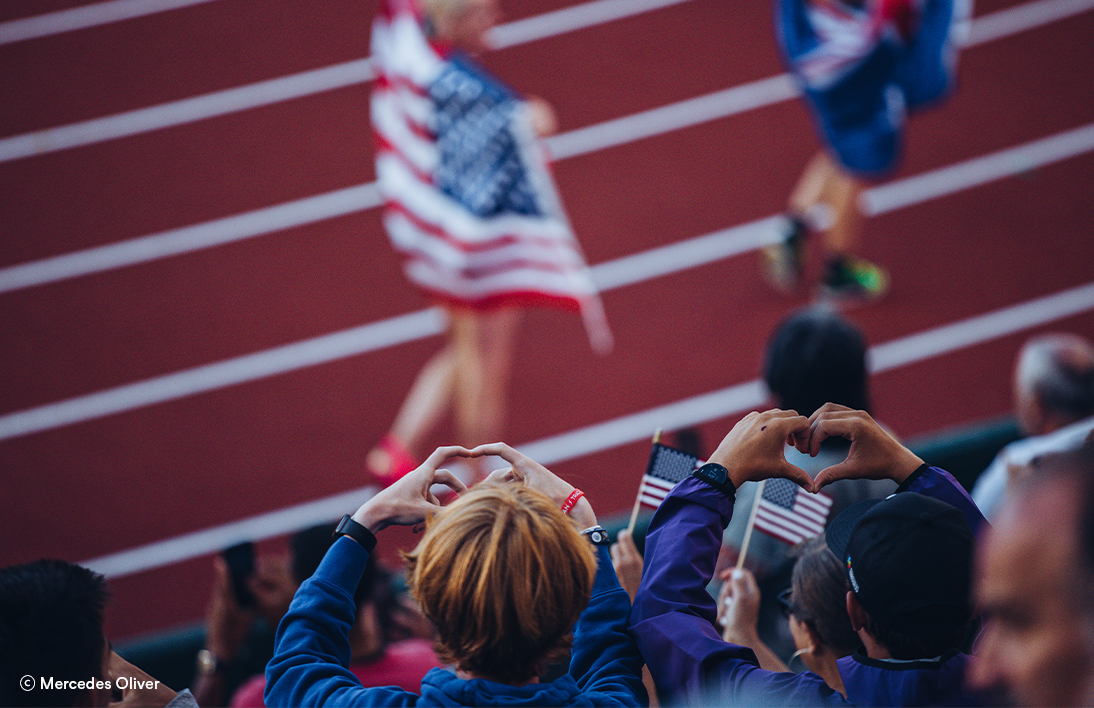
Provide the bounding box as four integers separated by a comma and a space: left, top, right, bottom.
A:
846, 591, 868, 632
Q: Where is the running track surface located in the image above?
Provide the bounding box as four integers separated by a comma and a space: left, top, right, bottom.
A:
2, 0, 1093, 641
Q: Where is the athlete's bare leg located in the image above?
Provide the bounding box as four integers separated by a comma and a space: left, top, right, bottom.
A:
450, 305, 523, 481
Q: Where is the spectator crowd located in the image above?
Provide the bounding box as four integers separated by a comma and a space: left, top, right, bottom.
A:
4, 304, 1094, 707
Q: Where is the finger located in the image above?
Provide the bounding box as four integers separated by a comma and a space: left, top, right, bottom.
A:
739, 568, 759, 595
808, 402, 852, 425
431, 468, 469, 496
481, 468, 512, 486
812, 462, 853, 492
774, 460, 814, 491
468, 442, 517, 460
106, 651, 130, 681
423, 446, 475, 468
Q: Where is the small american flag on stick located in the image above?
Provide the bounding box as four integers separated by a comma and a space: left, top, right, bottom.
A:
752, 478, 833, 545
626, 438, 703, 533
638, 442, 703, 509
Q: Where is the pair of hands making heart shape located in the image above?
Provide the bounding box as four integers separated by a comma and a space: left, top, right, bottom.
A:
707, 402, 925, 494
351, 441, 597, 537
350, 403, 925, 537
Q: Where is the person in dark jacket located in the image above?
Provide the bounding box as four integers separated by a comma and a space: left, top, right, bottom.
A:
631, 404, 987, 706
265, 444, 646, 707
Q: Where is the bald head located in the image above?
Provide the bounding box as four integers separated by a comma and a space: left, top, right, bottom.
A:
1013, 334, 1094, 436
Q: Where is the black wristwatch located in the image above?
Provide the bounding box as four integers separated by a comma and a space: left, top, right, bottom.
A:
581, 525, 611, 547
692, 463, 735, 497
333, 514, 378, 553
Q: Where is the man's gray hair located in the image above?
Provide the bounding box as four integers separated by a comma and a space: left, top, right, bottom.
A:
1016, 333, 1094, 420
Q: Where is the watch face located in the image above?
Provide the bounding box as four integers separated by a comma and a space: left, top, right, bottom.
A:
585, 528, 610, 546
697, 463, 727, 484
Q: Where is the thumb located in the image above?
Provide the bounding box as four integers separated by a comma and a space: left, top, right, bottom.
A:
812, 461, 854, 492
776, 461, 813, 492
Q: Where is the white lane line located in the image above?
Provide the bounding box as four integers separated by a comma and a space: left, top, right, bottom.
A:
869, 284, 1094, 374
545, 74, 799, 160
1, 0, 1088, 165
0, 0, 697, 162
0, 308, 446, 442
3, 121, 1093, 442
965, 0, 1094, 45
861, 122, 1094, 215
82, 485, 379, 579
7, 86, 1094, 300
0, 184, 382, 294
0, 0, 694, 49
79, 279, 1094, 579
489, 0, 694, 48
0, 0, 220, 46
0, 61, 375, 164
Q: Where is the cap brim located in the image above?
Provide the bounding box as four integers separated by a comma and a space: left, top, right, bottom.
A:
824, 497, 884, 562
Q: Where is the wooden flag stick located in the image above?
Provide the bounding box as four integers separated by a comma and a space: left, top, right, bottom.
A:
627, 429, 664, 534
626, 493, 643, 535
736, 479, 766, 569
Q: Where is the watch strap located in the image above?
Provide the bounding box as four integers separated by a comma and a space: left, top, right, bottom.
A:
692, 463, 735, 498
333, 514, 378, 553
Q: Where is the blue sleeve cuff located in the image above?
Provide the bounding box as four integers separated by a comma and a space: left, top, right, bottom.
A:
316, 535, 371, 595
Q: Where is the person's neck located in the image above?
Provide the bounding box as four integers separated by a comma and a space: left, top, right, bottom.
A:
805, 650, 847, 698
861, 633, 892, 661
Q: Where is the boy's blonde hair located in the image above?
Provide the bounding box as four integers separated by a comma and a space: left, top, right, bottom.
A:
403, 484, 597, 684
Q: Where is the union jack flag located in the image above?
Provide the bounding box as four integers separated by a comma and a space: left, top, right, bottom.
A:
754, 478, 833, 545
637, 443, 703, 510
370, 0, 610, 349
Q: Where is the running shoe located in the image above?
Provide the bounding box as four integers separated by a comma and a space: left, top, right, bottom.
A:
366, 434, 418, 487
819, 255, 889, 303
761, 216, 809, 294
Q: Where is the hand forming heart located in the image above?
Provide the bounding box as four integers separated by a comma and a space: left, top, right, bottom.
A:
709, 403, 924, 493
352, 445, 473, 533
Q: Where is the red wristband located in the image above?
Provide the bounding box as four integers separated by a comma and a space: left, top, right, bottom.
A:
561, 489, 585, 515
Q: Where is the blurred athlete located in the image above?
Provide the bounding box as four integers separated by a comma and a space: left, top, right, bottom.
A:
366, 0, 611, 484
763, 0, 970, 301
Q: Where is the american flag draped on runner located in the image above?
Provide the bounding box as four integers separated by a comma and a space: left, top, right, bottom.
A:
370, 0, 611, 350
753, 478, 833, 545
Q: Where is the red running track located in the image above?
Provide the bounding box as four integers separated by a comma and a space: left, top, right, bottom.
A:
1, 0, 1093, 640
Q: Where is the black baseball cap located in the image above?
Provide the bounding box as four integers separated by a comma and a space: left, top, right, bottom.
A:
824, 492, 974, 633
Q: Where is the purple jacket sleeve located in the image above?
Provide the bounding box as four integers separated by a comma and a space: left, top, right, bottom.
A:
629, 477, 845, 705
899, 465, 988, 537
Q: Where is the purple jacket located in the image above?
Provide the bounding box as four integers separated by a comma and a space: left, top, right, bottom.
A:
630, 467, 986, 706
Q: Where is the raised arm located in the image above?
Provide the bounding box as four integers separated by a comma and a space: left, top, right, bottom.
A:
630, 411, 844, 705
264, 448, 469, 708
